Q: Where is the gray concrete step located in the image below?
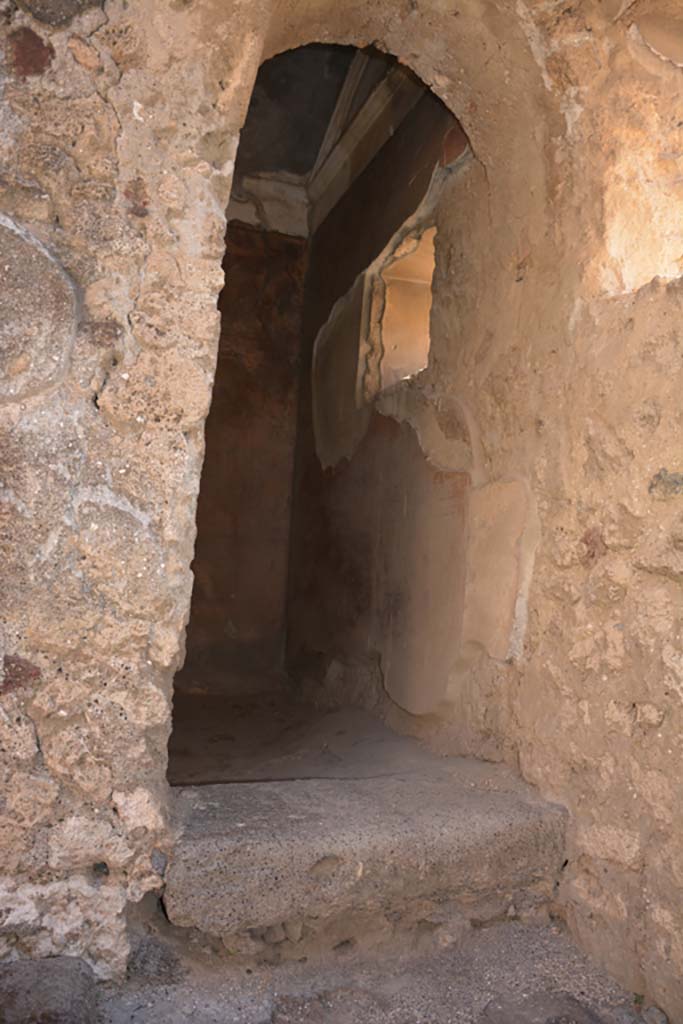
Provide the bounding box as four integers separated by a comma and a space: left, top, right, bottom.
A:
164, 753, 567, 959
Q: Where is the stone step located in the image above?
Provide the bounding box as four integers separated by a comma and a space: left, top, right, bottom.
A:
102, 918, 645, 1024
164, 757, 567, 960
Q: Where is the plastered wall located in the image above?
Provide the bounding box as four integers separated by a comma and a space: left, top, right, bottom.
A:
286, 91, 470, 715
176, 221, 307, 694
1, 1, 683, 1017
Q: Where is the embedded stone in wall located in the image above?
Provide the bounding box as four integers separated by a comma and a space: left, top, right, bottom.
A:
17, 0, 103, 26
97, 349, 212, 433
648, 468, 683, 500
0, 876, 128, 979
0, 219, 77, 404
1, 655, 41, 696
0, 956, 96, 1024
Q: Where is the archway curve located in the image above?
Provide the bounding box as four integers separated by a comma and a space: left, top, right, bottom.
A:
259, 0, 561, 234
245, 1, 571, 494
176, 16, 560, 731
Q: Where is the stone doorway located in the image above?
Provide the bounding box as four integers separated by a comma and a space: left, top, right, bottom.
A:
4, 0, 677, 1011
167, 43, 473, 785
159, 42, 569, 970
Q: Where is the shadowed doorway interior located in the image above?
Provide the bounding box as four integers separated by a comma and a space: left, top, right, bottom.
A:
168, 43, 470, 785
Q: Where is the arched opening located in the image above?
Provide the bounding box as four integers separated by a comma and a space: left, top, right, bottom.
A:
6, 0, 680, 1010
167, 42, 472, 788
160, 39, 567, 967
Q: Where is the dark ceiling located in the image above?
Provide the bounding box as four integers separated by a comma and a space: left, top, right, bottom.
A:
234, 44, 356, 180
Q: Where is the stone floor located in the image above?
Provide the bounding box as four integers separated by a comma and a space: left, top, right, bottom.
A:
110, 691, 652, 1024
0, 691, 664, 1023
99, 913, 647, 1024
165, 691, 566, 958
167, 687, 433, 785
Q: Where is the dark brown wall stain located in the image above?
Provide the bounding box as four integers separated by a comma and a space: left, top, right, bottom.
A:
123, 177, 150, 218
1, 655, 41, 694
177, 222, 307, 692
8, 27, 54, 77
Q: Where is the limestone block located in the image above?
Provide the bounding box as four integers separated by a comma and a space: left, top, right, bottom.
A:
98, 350, 212, 433
0, 876, 128, 979
6, 772, 59, 827
112, 786, 165, 834
73, 501, 169, 618
575, 823, 642, 869
462, 480, 528, 661
40, 722, 113, 802
0, 698, 39, 766
166, 769, 566, 944
47, 815, 134, 871
0, 218, 77, 404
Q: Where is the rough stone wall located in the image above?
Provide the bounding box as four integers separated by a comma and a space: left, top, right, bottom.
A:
0, 0, 266, 976
274, 2, 683, 1017
177, 221, 307, 694
0, 0, 682, 1018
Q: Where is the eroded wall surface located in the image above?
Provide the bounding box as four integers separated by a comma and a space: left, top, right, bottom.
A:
290, 409, 469, 715
0, 0, 266, 976
176, 221, 307, 693
286, 85, 466, 712
1, 0, 683, 1017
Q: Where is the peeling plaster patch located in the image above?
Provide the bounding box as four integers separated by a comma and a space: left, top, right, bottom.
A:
229, 172, 309, 236
568, 297, 584, 336
507, 483, 541, 663
73, 485, 152, 529
600, 145, 683, 295
560, 87, 584, 139
312, 156, 471, 470
635, 16, 683, 68
40, 526, 63, 561
377, 386, 476, 478
462, 480, 530, 663
515, 0, 553, 93
0, 216, 78, 404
